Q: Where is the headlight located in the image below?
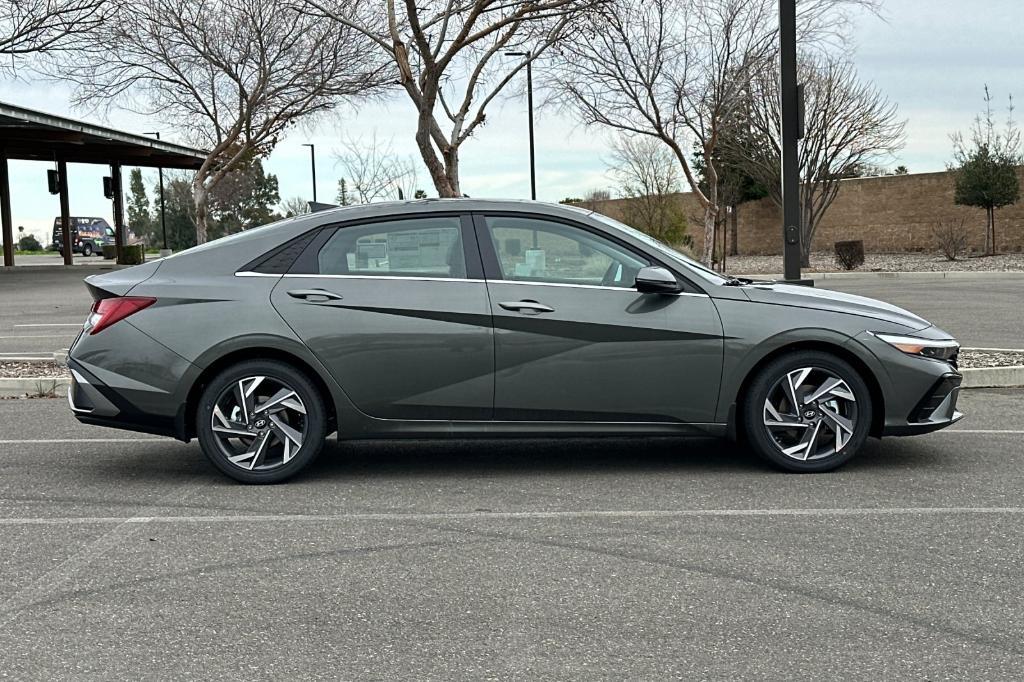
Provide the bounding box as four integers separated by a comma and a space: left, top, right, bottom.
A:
873, 333, 960, 361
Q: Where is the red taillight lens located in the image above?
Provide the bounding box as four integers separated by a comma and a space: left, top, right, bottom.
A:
88, 297, 156, 335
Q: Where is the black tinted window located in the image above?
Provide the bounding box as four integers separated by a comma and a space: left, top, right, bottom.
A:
318, 217, 466, 278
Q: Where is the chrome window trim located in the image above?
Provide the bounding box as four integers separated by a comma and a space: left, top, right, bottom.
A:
234, 271, 710, 296
281, 273, 485, 283
235, 271, 281, 278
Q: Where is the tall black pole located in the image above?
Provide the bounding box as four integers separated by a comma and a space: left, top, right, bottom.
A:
525, 56, 536, 200
145, 132, 167, 251
303, 143, 317, 202
779, 0, 802, 281
506, 51, 537, 200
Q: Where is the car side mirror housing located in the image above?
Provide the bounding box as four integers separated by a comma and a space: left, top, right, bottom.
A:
635, 265, 682, 294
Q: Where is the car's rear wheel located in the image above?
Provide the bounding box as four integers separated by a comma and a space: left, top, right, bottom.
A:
742, 351, 872, 472
81, 243, 93, 257
196, 360, 326, 483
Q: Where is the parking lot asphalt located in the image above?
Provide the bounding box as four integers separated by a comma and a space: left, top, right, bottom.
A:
1, 389, 1023, 679
1, 268, 1021, 359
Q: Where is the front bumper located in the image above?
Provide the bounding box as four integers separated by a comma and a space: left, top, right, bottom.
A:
882, 372, 963, 436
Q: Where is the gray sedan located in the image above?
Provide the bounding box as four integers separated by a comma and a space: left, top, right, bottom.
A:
67, 200, 962, 483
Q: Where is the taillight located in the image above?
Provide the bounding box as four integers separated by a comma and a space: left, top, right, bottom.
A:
88, 297, 156, 335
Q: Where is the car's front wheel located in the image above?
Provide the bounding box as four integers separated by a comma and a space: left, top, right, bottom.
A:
742, 350, 872, 472
196, 360, 327, 483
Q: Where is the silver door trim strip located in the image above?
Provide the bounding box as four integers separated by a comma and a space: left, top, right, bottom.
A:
489, 279, 710, 297
235, 272, 710, 297
235, 272, 484, 283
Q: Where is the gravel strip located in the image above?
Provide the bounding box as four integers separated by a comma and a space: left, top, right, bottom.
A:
959, 349, 1024, 369
0, 361, 68, 379
730, 251, 1024, 274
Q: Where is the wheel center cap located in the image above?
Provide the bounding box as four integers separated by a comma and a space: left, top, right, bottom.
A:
253, 418, 267, 429
803, 409, 818, 420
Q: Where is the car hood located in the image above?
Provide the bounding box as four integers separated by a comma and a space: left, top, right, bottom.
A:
739, 282, 931, 331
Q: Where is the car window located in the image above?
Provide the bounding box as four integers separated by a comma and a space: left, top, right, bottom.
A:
318, 216, 467, 278
483, 216, 647, 288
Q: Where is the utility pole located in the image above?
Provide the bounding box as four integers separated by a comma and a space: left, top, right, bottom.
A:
505, 51, 536, 200
144, 132, 168, 254
779, 0, 804, 283
302, 143, 317, 202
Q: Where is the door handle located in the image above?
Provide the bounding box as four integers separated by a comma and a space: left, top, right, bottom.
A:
287, 288, 343, 302
498, 300, 554, 314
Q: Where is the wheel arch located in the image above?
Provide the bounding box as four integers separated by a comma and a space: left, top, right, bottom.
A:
729, 340, 886, 439
179, 346, 339, 441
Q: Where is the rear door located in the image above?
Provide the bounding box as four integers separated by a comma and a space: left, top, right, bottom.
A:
270, 213, 494, 420
475, 213, 724, 424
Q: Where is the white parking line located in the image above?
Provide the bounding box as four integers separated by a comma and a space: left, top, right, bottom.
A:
13, 324, 82, 328
2, 430, 1023, 445
0, 335, 75, 339
0, 438, 163, 444
2, 507, 1024, 526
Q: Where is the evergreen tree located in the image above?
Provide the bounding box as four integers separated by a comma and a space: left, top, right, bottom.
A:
126, 168, 153, 242
952, 87, 1022, 255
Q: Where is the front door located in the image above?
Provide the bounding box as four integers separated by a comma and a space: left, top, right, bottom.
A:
271, 214, 493, 420
476, 213, 723, 424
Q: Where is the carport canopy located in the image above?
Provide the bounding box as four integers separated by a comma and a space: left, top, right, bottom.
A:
0, 100, 207, 266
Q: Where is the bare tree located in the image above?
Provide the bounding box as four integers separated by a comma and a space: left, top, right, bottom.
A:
0, 0, 106, 70
303, 0, 601, 198
552, 0, 879, 266
280, 196, 312, 218
552, 0, 776, 265
727, 55, 904, 266
335, 132, 419, 203
608, 134, 688, 245
54, 0, 386, 243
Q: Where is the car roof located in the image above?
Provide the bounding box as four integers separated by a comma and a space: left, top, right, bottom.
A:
305, 198, 595, 223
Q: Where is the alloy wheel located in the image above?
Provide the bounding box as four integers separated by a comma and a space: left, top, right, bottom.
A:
762, 366, 858, 461
209, 375, 308, 471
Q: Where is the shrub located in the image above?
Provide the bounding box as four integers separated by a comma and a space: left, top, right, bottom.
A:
834, 240, 864, 270
17, 234, 42, 252
930, 219, 970, 261
120, 243, 146, 265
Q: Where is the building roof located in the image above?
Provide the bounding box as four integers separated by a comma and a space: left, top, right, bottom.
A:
0, 100, 206, 169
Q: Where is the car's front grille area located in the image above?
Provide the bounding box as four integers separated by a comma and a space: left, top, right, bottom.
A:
948, 348, 959, 371
909, 374, 962, 423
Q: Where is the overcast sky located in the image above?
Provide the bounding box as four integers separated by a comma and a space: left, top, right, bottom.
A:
2, 0, 1022, 240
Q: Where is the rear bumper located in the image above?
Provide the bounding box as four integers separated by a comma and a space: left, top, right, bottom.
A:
68, 359, 182, 438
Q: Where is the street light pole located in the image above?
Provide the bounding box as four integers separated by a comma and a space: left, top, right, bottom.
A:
505, 51, 536, 200
144, 132, 168, 252
779, 0, 803, 282
302, 143, 317, 203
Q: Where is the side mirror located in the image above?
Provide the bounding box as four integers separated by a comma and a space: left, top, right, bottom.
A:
635, 265, 682, 294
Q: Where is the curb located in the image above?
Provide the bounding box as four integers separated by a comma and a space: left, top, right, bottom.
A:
0, 264, 128, 274
739, 271, 1024, 281
0, 376, 70, 398
960, 366, 1024, 389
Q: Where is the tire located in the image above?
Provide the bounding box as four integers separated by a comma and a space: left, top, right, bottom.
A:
742, 350, 873, 473
196, 359, 327, 483
81, 243, 93, 257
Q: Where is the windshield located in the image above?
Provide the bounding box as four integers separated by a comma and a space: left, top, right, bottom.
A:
588, 212, 729, 284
